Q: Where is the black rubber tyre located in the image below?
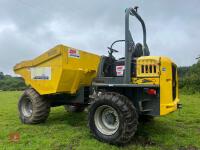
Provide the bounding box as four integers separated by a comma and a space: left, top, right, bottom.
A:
18, 88, 50, 124
88, 92, 138, 145
64, 105, 85, 112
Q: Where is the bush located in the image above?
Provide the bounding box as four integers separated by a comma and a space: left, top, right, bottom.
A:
178, 60, 200, 94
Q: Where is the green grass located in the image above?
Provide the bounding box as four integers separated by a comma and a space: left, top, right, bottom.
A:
0, 91, 199, 150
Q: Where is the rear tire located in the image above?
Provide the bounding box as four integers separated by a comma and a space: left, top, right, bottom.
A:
18, 88, 50, 124
88, 92, 138, 145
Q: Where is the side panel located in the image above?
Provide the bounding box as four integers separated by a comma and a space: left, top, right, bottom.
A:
160, 57, 179, 115
58, 47, 100, 94
134, 56, 179, 116
14, 46, 63, 94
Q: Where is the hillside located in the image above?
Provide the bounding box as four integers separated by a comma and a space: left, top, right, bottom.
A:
0, 72, 26, 91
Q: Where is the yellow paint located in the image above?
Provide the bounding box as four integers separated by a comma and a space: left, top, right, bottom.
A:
14, 45, 100, 95
132, 77, 159, 85
159, 57, 179, 115
14, 46, 179, 116
137, 56, 160, 77
135, 56, 180, 116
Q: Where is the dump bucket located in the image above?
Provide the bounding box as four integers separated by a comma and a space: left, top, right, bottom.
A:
14, 45, 100, 95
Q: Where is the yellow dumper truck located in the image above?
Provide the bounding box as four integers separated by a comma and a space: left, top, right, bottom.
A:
14, 7, 180, 144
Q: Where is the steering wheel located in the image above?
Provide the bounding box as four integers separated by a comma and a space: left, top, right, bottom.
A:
107, 47, 119, 53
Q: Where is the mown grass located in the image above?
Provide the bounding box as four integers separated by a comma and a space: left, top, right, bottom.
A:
0, 91, 199, 150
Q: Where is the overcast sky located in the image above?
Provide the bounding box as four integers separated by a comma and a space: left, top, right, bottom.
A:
0, 0, 199, 75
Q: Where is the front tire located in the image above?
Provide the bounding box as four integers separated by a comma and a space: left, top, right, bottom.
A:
18, 88, 50, 124
88, 92, 138, 145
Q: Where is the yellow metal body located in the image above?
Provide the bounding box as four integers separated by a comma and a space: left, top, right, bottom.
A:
134, 56, 179, 115
14, 45, 100, 95
14, 45, 179, 116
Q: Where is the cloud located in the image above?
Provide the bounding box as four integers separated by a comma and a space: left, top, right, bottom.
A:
0, 0, 199, 75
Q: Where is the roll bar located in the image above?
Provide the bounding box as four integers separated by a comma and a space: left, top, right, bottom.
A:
124, 7, 150, 83
130, 8, 150, 56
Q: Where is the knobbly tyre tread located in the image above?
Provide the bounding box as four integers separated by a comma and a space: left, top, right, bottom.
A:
88, 92, 138, 145
18, 88, 50, 124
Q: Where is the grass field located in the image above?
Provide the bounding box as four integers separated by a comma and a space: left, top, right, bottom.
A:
0, 91, 199, 150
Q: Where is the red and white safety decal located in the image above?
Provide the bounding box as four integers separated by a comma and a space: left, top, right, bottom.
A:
116, 65, 125, 76
68, 49, 80, 59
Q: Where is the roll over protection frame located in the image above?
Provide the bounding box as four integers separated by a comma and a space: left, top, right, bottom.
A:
124, 7, 150, 84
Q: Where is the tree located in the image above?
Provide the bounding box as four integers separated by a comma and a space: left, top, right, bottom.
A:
0, 72, 27, 91
178, 60, 200, 93
0, 72, 4, 80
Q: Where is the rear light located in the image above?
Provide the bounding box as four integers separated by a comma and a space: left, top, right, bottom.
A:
147, 89, 157, 95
